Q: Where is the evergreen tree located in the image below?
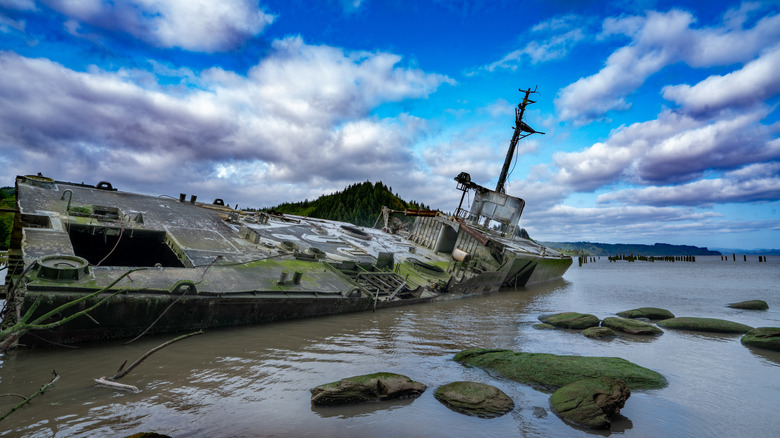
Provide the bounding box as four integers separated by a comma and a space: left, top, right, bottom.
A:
262, 181, 433, 227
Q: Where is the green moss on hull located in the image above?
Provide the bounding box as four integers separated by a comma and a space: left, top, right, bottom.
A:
454, 348, 666, 391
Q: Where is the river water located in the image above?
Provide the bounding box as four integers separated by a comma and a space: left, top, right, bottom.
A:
1, 256, 779, 437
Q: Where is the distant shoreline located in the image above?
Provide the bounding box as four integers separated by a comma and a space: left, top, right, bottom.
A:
541, 241, 780, 257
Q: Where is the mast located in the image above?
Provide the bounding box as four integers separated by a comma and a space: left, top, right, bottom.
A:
495, 87, 545, 194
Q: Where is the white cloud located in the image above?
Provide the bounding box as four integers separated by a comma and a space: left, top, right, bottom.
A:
0, 14, 24, 32
662, 44, 780, 115
477, 14, 588, 73
551, 106, 779, 191
486, 28, 585, 70
0, 0, 36, 10
521, 201, 726, 242
0, 38, 453, 207
556, 7, 780, 123
42, 0, 276, 52
597, 162, 780, 206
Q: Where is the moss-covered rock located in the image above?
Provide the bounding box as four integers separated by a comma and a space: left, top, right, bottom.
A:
657, 317, 753, 333
311, 372, 426, 406
533, 323, 556, 330
582, 326, 617, 339
434, 381, 514, 418
616, 307, 675, 320
741, 327, 780, 351
453, 348, 666, 391
550, 378, 630, 430
727, 300, 769, 310
538, 312, 600, 330
602, 317, 663, 335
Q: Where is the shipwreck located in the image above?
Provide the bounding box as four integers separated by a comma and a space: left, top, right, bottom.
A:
1, 87, 571, 347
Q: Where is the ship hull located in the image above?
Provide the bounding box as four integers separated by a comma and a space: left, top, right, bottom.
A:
3, 175, 572, 347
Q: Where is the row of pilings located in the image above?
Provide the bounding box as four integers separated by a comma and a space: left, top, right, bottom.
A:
721, 254, 770, 262
578, 253, 770, 266
578, 256, 600, 266
606, 254, 696, 263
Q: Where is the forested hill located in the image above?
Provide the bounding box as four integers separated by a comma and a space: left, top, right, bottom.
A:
0, 186, 15, 250
541, 241, 721, 256
264, 181, 430, 227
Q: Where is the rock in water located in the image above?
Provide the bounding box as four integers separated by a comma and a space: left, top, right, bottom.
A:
657, 317, 753, 333
727, 300, 769, 310
538, 312, 600, 330
550, 378, 630, 429
311, 372, 426, 406
582, 326, 617, 339
434, 381, 514, 418
453, 348, 666, 390
741, 327, 780, 351
616, 307, 675, 320
602, 317, 663, 335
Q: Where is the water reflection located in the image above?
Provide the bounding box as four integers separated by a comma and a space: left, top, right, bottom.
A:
744, 345, 780, 366
311, 397, 417, 418
1, 258, 779, 437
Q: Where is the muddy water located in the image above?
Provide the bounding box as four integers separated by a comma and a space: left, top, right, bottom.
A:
1, 256, 779, 437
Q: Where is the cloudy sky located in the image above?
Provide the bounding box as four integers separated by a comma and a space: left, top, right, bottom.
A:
1, 0, 779, 249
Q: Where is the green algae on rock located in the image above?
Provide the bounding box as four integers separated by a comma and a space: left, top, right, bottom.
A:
727, 300, 769, 310
616, 307, 675, 320
741, 327, 780, 351
538, 312, 600, 330
657, 317, 753, 333
434, 381, 514, 418
311, 372, 426, 406
453, 348, 666, 391
602, 317, 663, 335
582, 326, 617, 339
550, 378, 630, 430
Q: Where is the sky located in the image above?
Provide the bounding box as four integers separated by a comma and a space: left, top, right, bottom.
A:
1, 0, 779, 250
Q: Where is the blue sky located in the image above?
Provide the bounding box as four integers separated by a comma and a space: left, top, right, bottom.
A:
1, 0, 779, 250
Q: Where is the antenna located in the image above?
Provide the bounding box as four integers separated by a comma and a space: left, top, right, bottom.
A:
495, 87, 545, 194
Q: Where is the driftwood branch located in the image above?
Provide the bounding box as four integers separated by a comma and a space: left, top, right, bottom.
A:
0, 371, 59, 422
111, 330, 203, 381
93, 377, 140, 393
95, 330, 203, 393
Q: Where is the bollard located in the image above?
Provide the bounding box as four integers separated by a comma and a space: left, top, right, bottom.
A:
277, 270, 288, 285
